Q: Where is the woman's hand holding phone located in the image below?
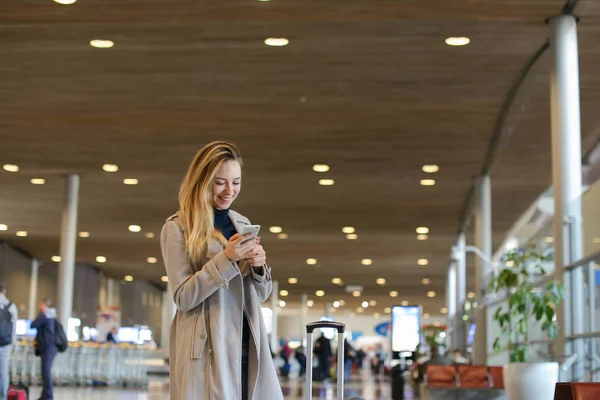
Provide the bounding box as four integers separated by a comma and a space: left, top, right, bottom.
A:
224, 233, 259, 262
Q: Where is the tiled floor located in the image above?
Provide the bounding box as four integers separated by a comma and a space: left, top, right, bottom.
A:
27, 371, 416, 399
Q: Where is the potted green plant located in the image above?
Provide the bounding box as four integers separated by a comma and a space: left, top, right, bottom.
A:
488, 247, 564, 400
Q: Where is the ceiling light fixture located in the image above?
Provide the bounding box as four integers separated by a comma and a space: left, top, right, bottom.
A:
420, 179, 436, 186
52, 256, 61, 262
417, 234, 428, 241
389, 291, 398, 298
427, 291, 436, 298
333, 301, 340, 308
54, 0, 77, 4
592, 238, 600, 244
342, 227, 355, 234
376, 278, 386, 285
277, 233, 289, 239
418, 258, 429, 266
422, 164, 439, 173
124, 275, 134, 282
445, 36, 470, 46
96, 256, 107, 263
79, 232, 90, 238
3, 164, 19, 172
352, 291, 361, 297
374, 313, 380, 319
331, 278, 342, 285
307, 300, 314, 307
278, 300, 286, 307
90, 40, 114, 49
315, 290, 325, 297
423, 313, 430, 319
339, 300, 346, 306
346, 233, 358, 240
123, 178, 139, 185
102, 164, 119, 172
16, 231, 27, 237
384, 307, 391, 314
319, 179, 335, 186
0, 224, 7, 231
31, 178, 45, 185
361, 301, 369, 308
269, 226, 283, 234
147, 257, 157, 264
422, 278, 431, 285
129, 225, 141, 232
279, 290, 289, 297
288, 277, 298, 284
264, 38, 289, 47
361, 258, 373, 266
369, 300, 377, 306
357, 307, 364, 313
441, 307, 448, 314
306, 258, 318, 265
312, 164, 330, 172
468, 292, 476, 299
401, 300, 409, 306
416, 227, 429, 234
145, 232, 155, 239
161, 276, 169, 282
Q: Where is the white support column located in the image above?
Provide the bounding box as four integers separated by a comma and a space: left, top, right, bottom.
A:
324, 302, 331, 318
473, 176, 492, 364
28, 258, 39, 320
301, 294, 308, 346
56, 174, 80, 328
271, 280, 279, 353
455, 233, 467, 351
447, 261, 457, 348
107, 278, 116, 306
550, 14, 585, 380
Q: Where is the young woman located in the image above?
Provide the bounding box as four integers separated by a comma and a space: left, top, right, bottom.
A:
161, 141, 283, 400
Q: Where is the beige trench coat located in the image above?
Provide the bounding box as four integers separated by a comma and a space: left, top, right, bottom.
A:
160, 209, 283, 400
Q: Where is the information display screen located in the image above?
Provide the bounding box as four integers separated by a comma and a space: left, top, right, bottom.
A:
391, 305, 421, 352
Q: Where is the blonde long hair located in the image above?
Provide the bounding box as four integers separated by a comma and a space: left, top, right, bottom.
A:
178, 141, 242, 264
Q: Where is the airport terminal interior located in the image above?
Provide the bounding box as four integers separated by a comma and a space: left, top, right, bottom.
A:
2, 0, 600, 399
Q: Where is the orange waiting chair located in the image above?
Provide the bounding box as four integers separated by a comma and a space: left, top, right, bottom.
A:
571, 383, 600, 400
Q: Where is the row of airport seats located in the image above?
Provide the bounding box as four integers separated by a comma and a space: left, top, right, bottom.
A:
554, 382, 600, 400
422, 365, 506, 400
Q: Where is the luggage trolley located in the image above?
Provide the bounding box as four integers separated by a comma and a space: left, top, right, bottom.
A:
305, 321, 345, 400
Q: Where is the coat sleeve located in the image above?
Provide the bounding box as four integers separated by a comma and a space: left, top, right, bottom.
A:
249, 263, 273, 302
161, 220, 242, 312
30, 312, 47, 329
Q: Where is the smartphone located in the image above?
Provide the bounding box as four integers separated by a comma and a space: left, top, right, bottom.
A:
240, 224, 260, 244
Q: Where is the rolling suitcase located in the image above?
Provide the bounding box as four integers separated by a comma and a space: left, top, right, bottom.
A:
305, 321, 345, 400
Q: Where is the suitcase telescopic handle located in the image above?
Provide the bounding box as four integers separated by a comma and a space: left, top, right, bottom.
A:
306, 321, 345, 334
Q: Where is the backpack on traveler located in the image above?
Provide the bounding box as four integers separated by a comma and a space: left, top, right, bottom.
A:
0, 302, 14, 346
54, 320, 68, 352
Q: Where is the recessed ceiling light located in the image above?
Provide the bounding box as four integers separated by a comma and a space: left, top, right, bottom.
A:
417, 234, 428, 241
468, 291, 476, 299
422, 278, 431, 285
389, 291, 398, 298
79, 232, 90, 238
0, 224, 7, 231
331, 278, 342, 285
307, 300, 314, 307
369, 300, 377, 306
401, 300, 409, 306
123, 178, 138, 185
161, 276, 169, 282
124, 275, 134, 282
445, 36, 470, 46
416, 227, 429, 234
315, 290, 325, 297
96, 256, 107, 263
147, 257, 158, 264
264, 38, 289, 47
145, 232, 155, 239
418, 258, 429, 266
346, 233, 358, 240
129, 225, 141, 232
361, 258, 373, 266
90, 40, 114, 49
54, 0, 77, 4
592, 238, 600, 244
422, 164, 439, 173
3, 164, 19, 172
279, 290, 289, 297
319, 179, 335, 186
51, 256, 61, 262
277, 233, 289, 239
278, 300, 286, 307
420, 179, 436, 186
102, 164, 119, 172
288, 277, 298, 284
362, 301, 370, 308
339, 300, 346, 306
16, 231, 27, 237
352, 291, 361, 297
31, 178, 45, 185
342, 226, 356, 234
357, 307, 364, 313
434, 321, 441, 327
313, 164, 330, 172
306, 258, 317, 265
374, 313, 380, 319
423, 313, 431, 319
269, 226, 283, 234
384, 307, 391, 314
376, 278, 386, 285
441, 307, 448, 314
427, 291, 436, 298
333, 301, 340, 308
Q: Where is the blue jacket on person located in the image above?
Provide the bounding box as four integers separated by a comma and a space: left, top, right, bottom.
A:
31, 308, 57, 353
